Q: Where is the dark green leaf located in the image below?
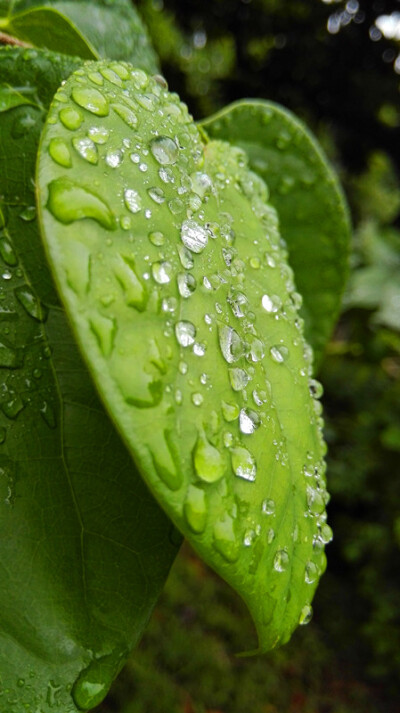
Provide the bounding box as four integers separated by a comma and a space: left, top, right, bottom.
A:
0, 47, 178, 713
38, 61, 330, 654
199, 100, 351, 368
0, 83, 36, 112
0, 0, 159, 71
0, 7, 99, 59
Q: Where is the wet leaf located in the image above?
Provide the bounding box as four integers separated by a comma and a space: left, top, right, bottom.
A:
0, 0, 159, 71
38, 61, 330, 655
0, 47, 178, 713
199, 100, 351, 368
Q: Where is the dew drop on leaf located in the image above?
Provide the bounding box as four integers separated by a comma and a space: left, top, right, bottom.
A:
124, 188, 142, 214
218, 325, 244, 364
59, 106, 83, 130
184, 485, 207, 533
213, 515, 239, 563
273, 549, 289, 572
46, 178, 116, 229
175, 320, 196, 347
180, 219, 208, 253
193, 431, 226, 483
49, 137, 72, 167
150, 135, 179, 165
71, 86, 109, 116
231, 446, 256, 481
270, 345, 289, 363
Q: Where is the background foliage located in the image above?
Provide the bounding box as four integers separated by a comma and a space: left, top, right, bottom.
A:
92, 1, 400, 711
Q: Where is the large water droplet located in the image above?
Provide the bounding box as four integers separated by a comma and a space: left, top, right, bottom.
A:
72, 136, 98, 164
71, 86, 109, 116
184, 485, 207, 533
177, 272, 196, 298
218, 325, 244, 363
239, 408, 260, 435
180, 218, 208, 254
273, 549, 289, 572
49, 137, 72, 167
193, 432, 226, 483
46, 178, 116, 229
150, 135, 179, 165
231, 446, 256, 481
124, 188, 142, 214
175, 320, 196, 347
59, 106, 83, 130
178, 245, 194, 269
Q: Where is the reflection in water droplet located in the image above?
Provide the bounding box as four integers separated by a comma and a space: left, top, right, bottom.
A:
178, 245, 194, 269
175, 321, 196, 347
152, 261, 172, 284
180, 219, 208, 254
231, 446, 256, 481
219, 325, 244, 364
177, 273, 196, 298
150, 135, 179, 165
193, 432, 226, 483
274, 549, 289, 572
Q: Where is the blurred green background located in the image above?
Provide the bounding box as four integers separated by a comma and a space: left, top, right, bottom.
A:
97, 1, 400, 711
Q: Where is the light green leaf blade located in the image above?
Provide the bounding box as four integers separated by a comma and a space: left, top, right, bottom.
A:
38, 61, 330, 653
0, 6, 99, 59
0, 83, 36, 112
200, 100, 351, 368
0, 0, 159, 72
0, 47, 178, 713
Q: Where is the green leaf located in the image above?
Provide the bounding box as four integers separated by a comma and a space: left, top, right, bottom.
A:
0, 47, 178, 713
199, 100, 351, 368
38, 61, 330, 654
0, 0, 160, 72
0, 83, 36, 112
0, 7, 99, 59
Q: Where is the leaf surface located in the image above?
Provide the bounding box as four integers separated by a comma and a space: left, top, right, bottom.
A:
0, 47, 178, 713
199, 100, 351, 368
0, 0, 159, 71
38, 61, 330, 654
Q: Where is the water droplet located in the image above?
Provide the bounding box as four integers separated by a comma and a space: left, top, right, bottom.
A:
147, 187, 165, 204
231, 446, 256, 481
239, 408, 260, 435
162, 296, 177, 312
88, 125, 109, 144
270, 345, 289, 363
273, 549, 289, 572
247, 336, 265, 363
47, 136, 72, 167
213, 515, 239, 562
124, 188, 142, 214
305, 561, 318, 584
19, 205, 36, 222
193, 342, 206, 356
150, 135, 179, 165
72, 654, 119, 711
228, 367, 250, 391
88, 71, 104, 85
180, 219, 208, 253
184, 485, 207, 533
15, 285, 47, 322
175, 320, 196, 347
177, 272, 196, 298
262, 294, 282, 313
40, 401, 57, 429
218, 325, 244, 363
250, 256, 260, 269
2, 394, 24, 419
299, 604, 313, 626
227, 291, 247, 318
152, 261, 172, 284
72, 136, 98, 164
191, 171, 213, 198
151, 431, 182, 490
0, 237, 18, 266
71, 86, 109, 116
59, 106, 83, 130
318, 523, 333, 544
0, 338, 20, 368
191, 392, 203, 406
100, 67, 123, 86
306, 485, 326, 516
221, 400, 239, 422
309, 378, 324, 399
47, 178, 116, 229
177, 245, 194, 269
193, 432, 226, 483
178, 360, 188, 374
106, 149, 123, 167
149, 230, 165, 247
262, 499, 275, 515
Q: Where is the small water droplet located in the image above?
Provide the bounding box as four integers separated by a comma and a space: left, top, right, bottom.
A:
19, 205, 36, 222
261, 498, 275, 515
0, 237, 18, 266
213, 515, 239, 562
71, 86, 109, 116
162, 296, 177, 312
150, 135, 179, 165
305, 561, 318, 584
193, 342, 206, 356
15, 285, 47, 322
152, 260, 172, 284
124, 188, 142, 214
262, 294, 282, 313
106, 149, 123, 167
309, 378, 324, 399
178, 360, 188, 374
221, 400, 239, 422
250, 256, 260, 269
247, 336, 265, 363
178, 245, 194, 269
228, 367, 250, 391
148, 186, 165, 204
39, 401, 57, 429
299, 604, 313, 626
184, 485, 207, 533
218, 325, 244, 363
149, 230, 165, 246
175, 320, 196, 347
177, 272, 196, 298
49, 138, 72, 167
180, 219, 208, 253
88, 125, 109, 144
231, 446, 256, 481
191, 392, 203, 406
270, 345, 289, 363
274, 549, 289, 572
